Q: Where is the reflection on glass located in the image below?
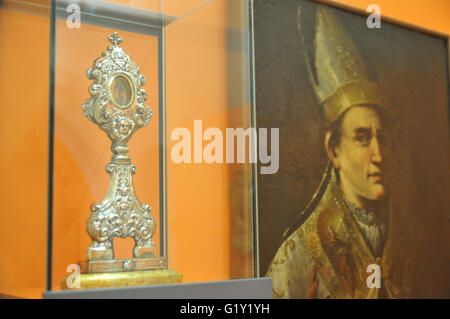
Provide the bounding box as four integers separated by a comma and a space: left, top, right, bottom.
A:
111, 74, 132, 108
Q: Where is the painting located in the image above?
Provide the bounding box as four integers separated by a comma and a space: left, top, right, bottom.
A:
254, 0, 449, 298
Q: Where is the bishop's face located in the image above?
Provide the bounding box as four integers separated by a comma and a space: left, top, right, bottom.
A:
329, 106, 388, 207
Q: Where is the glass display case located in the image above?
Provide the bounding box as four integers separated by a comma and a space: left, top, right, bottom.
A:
0, 0, 256, 298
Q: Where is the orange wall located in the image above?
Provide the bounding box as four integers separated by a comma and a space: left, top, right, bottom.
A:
102, 0, 212, 19
0, 9, 49, 299
330, 0, 450, 35
165, 0, 233, 283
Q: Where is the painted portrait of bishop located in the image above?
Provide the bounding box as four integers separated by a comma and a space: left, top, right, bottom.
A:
267, 6, 401, 299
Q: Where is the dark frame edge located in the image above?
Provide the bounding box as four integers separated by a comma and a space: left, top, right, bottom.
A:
447, 37, 450, 137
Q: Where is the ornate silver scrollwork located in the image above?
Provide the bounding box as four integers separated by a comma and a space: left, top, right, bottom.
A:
80, 33, 164, 273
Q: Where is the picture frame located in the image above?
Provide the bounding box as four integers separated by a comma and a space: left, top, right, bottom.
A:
253, 0, 449, 298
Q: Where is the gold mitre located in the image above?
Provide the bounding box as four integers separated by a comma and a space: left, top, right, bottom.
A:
298, 6, 383, 124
